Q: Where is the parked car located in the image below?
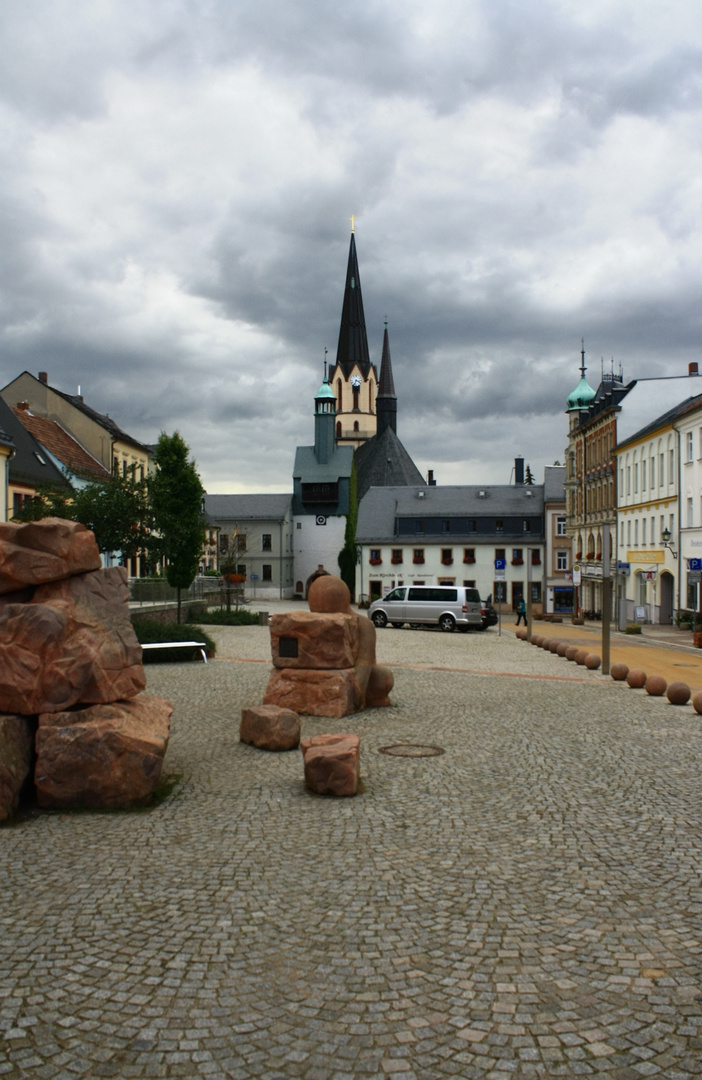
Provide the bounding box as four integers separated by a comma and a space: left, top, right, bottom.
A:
479, 600, 498, 630
367, 585, 482, 632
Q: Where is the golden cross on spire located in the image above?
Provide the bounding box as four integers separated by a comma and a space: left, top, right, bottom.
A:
350, 214, 356, 233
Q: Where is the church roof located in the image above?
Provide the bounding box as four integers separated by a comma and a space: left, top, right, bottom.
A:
204, 493, 292, 522
293, 444, 354, 483
377, 325, 396, 398
354, 425, 425, 500
333, 233, 371, 380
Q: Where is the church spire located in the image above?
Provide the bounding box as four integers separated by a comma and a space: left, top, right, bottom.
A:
376, 322, 397, 435
334, 232, 371, 379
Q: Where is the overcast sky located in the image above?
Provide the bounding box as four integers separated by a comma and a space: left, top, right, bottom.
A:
1, 0, 701, 492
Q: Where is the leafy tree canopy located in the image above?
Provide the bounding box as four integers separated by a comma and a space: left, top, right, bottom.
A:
149, 431, 205, 594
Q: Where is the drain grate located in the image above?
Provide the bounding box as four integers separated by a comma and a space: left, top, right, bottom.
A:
378, 744, 445, 758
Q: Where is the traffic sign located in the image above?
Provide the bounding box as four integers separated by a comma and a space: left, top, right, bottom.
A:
495, 569, 506, 581
689, 571, 701, 584
494, 559, 506, 570
617, 561, 630, 576
572, 564, 581, 586
689, 558, 702, 571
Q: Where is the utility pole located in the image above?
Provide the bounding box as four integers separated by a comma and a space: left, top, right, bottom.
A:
602, 524, 611, 675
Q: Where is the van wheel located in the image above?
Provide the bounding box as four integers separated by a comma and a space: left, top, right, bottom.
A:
439, 614, 456, 632
372, 611, 387, 628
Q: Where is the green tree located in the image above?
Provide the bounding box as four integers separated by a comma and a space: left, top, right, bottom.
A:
337, 460, 358, 599
149, 432, 205, 622
72, 467, 153, 560
524, 464, 535, 485
12, 484, 75, 522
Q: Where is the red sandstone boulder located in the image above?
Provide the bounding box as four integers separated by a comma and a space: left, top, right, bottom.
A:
645, 674, 667, 696
35, 693, 173, 810
270, 611, 359, 670
0, 567, 145, 714
240, 705, 300, 751
626, 669, 647, 688
666, 681, 691, 705
0, 714, 36, 821
264, 667, 363, 718
0, 518, 101, 595
301, 733, 360, 796
611, 663, 629, 681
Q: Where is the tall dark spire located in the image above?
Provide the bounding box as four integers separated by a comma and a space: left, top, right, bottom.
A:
335, 233, 371, 379
376, 323, 397, 436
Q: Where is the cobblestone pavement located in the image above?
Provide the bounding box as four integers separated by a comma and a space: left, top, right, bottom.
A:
2, 624, 702, 1079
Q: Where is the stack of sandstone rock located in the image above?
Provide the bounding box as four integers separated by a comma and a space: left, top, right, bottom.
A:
240, 575, 393, 796
0, 518, 172, 821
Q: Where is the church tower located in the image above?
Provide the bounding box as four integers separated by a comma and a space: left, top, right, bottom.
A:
328, 228, 378, 448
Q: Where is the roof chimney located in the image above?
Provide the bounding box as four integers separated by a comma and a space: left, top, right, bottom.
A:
514, 457, 525, 485
38, 372, 48, 384
427, 469, 436, 486
16, 402, 30, 411
689, 362, 699, 376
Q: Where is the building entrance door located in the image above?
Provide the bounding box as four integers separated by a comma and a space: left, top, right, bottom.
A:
659, 572, 674, 625
512, 582, 524, 613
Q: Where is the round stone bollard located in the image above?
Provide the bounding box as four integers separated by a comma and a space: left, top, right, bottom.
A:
557, 642, 569, 657
541, 638, 552, 651
585, 654, 601, 670
667, 681, 691, 705
611, 662, 629, 681
626, 669, 647, 688
645, 674, 667, 696
692, 691, 702, 715
532, 635, 543, 647
515, 627, 527, 640
565, 645, 580, 661
575, 649, 589, 665
549, 640, 560, 653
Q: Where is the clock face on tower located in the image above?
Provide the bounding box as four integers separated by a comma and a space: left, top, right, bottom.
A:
351, 375, 362, 388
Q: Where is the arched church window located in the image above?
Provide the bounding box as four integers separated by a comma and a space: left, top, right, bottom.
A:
336, 421, 342, 438
353, 421, 359, 432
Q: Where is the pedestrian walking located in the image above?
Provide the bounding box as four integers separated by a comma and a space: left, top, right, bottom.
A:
516, 598, 526, 626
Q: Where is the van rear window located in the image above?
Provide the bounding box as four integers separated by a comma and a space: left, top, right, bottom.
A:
408, 587, 457, 602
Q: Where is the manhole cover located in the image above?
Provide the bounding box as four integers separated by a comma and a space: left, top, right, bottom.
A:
378, 744, 445, 758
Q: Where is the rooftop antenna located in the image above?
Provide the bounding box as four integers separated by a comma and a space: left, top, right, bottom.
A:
324, 347, 328, 380
580, 338, 586, 379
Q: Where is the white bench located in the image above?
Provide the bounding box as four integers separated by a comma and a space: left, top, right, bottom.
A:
141, 641, 208, 663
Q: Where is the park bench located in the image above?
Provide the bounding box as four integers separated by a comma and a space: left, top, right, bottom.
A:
141, 641, 208, 663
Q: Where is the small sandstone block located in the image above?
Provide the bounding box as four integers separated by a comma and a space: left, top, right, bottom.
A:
611, 663, 629, 681
585, 654, 601, 670
301, 733, 360, 796
645, 674, 667, 697
626, 669, 647, 688
240, 705, 300, 751
575, 649, 589, 666
666, 681, 691, 705
264, 667, 362, 718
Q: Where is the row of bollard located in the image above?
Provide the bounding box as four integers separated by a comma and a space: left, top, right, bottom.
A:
515, 627, 702, 713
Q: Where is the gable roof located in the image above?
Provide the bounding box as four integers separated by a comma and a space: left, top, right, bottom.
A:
12, 408, 110, 481
616, 392, 702, 451
354, 426, 425, 500
204, 493, 292, 523
332, 233, 372, 380
0, 399, 71, 490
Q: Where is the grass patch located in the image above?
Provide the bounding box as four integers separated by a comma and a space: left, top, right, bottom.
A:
189, 609, 260, 626
132, 618, 217, 660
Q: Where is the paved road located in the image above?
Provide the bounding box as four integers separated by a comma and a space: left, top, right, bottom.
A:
2, 621, 701, 1079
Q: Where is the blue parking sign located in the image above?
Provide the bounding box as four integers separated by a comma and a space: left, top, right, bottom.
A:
494, 559, 506, 570
689, 558, 702, 571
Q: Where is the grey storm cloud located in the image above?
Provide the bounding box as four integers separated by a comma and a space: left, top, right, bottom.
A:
0, 0, 701, 492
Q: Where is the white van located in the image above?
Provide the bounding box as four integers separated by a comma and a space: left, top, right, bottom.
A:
368, 585, 482, 632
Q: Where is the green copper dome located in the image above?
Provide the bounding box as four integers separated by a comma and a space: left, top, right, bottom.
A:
316, 378, 336, 400
566, 375, 596, 412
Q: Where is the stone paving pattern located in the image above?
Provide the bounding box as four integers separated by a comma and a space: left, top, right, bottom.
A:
2, 619, 702, 1079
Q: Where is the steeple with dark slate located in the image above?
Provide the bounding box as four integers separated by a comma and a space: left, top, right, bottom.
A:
375, 323, 397, 436
334, 233, 371, 380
